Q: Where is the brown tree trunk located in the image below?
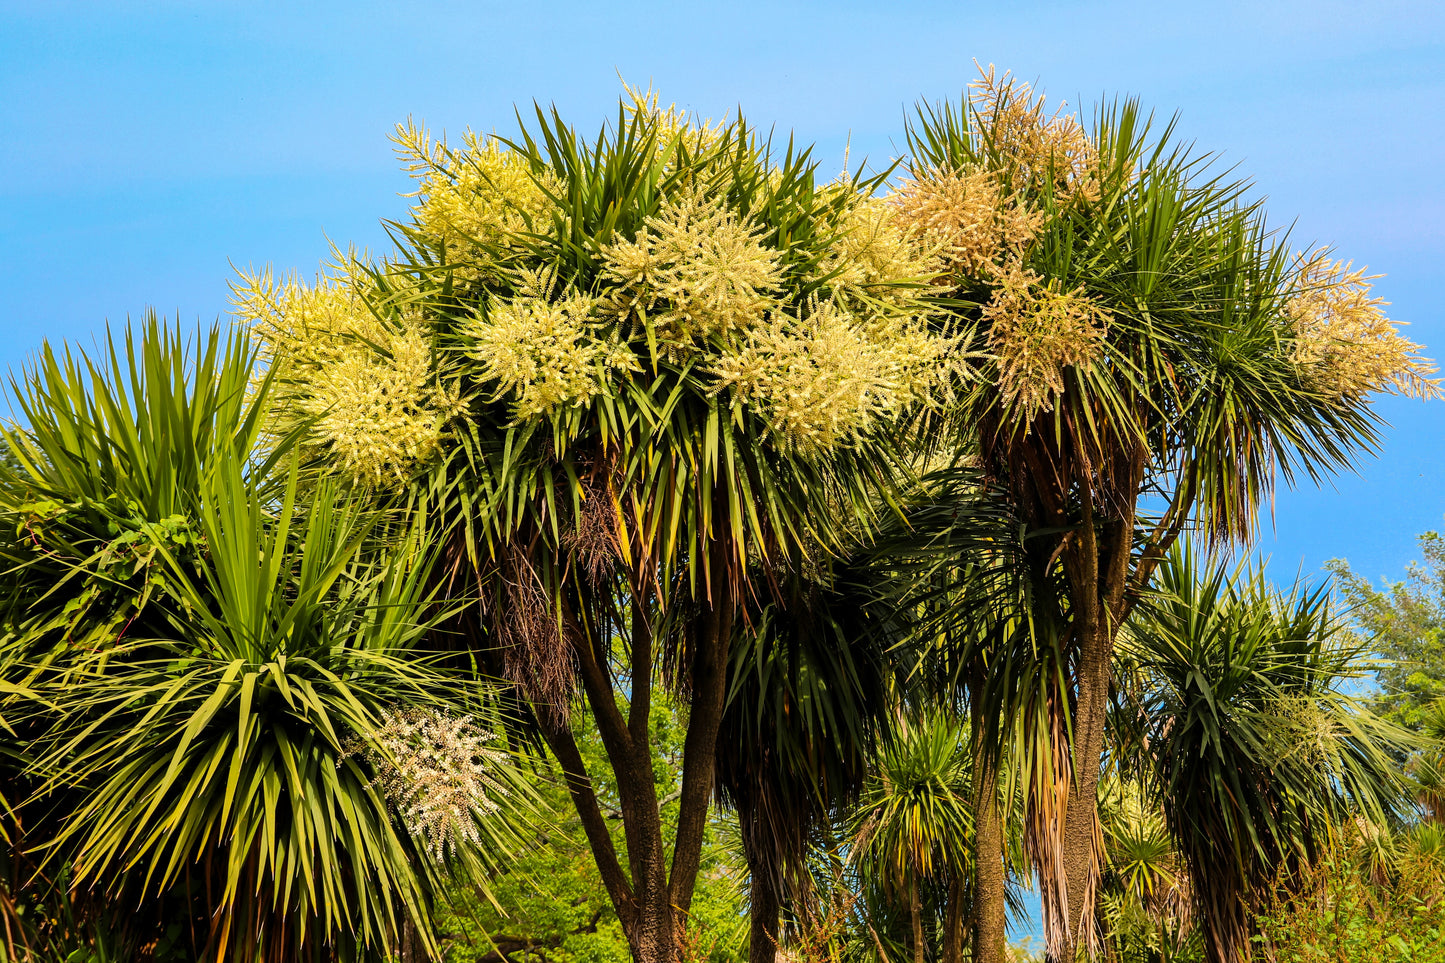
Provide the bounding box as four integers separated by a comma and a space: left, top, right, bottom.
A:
1056, 627, 1109, 962
537, 599, 734, 962
943, 871, 965, 963
1054, 507, 1129, 962
971, 749, 1008, 963
543, 532, 734, 963
400, 916, 424, 963
568, 597, 676, 962
968, 666, 1008, 963
667, 593, 734, 923
910, 873, 926, 963
537, 717, 640, 934
746, 850, 782, 963
737, 784, 784, 963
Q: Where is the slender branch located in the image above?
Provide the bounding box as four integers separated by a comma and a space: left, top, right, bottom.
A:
1068, 427, 1102, 681
1103, 444, 1147, 626
473, 909, 606, 963
571, 604, 633, 762
1127, 464, 1198, 603
536, 716, 636, 929
566, 596, 661, 907
667, 537, 734, 915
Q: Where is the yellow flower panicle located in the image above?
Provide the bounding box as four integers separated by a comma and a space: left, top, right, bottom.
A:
1264, 695, 1340, 770
601, 189, 782, 352
238, 89, 977, 470
982, 262, 1108, 418
394, 121, 556, 281
819, 195, 943, 310
884, 69, 1114, 422
891, 169, 1044, 280
889, 66, 1097, 287
969, 64, 1100, 202
620, 81, 724, 159
465, 271, 639, 420
712, 298, 956, 453
1286, 251, 1442, 402
234, 267, 453, 484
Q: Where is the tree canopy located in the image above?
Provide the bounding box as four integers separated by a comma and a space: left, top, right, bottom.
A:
1, 72, 1441, 963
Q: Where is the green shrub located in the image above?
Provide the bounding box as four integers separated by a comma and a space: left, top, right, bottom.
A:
1251, 844, 1445, 962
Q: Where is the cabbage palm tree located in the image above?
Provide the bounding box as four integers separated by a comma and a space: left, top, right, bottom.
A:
899, 70, 1437, 959
1092, 777, 1194, 963
1123, 546, 1409, 963
0, 318, 284, 958
239, 91, 959, 962
850, 713, 974, 963
715, 464, 1025, 963
715, 568, 893, 963
866, 465, 1069, 963
0, 319, 532, 961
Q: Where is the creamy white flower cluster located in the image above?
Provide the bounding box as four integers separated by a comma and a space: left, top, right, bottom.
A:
1286, 251, 1440, 402
364, 707, 511, 861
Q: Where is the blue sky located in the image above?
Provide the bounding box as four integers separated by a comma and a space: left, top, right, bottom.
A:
2, 0, 1442, 588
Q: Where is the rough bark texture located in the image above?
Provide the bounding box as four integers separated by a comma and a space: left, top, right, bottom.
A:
746, 848, 782, 963
537, 718, 638, 935
909, 874, 925, 963
971, 752, 1008, 963
1052, 453, 1144, 963
668, 595, 734, 922
943, 872, 967, 963
399, 917, 423, 963
1056, 618, 1110, 961
969, 669, 1007, 963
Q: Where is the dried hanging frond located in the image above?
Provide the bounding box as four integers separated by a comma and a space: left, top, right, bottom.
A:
564, 470, 621, 587
1286, 250, 1442, 401
495, 544, 576, 726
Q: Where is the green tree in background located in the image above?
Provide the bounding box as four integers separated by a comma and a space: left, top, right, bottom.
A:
1329, 529, 1445, 728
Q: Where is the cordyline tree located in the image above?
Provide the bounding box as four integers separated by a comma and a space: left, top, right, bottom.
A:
714, 560, 894, 963
892, 69, 1439, 961
1122, 546, 1408, 963
0, 321, 533, 962
235, 90, 962, 962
